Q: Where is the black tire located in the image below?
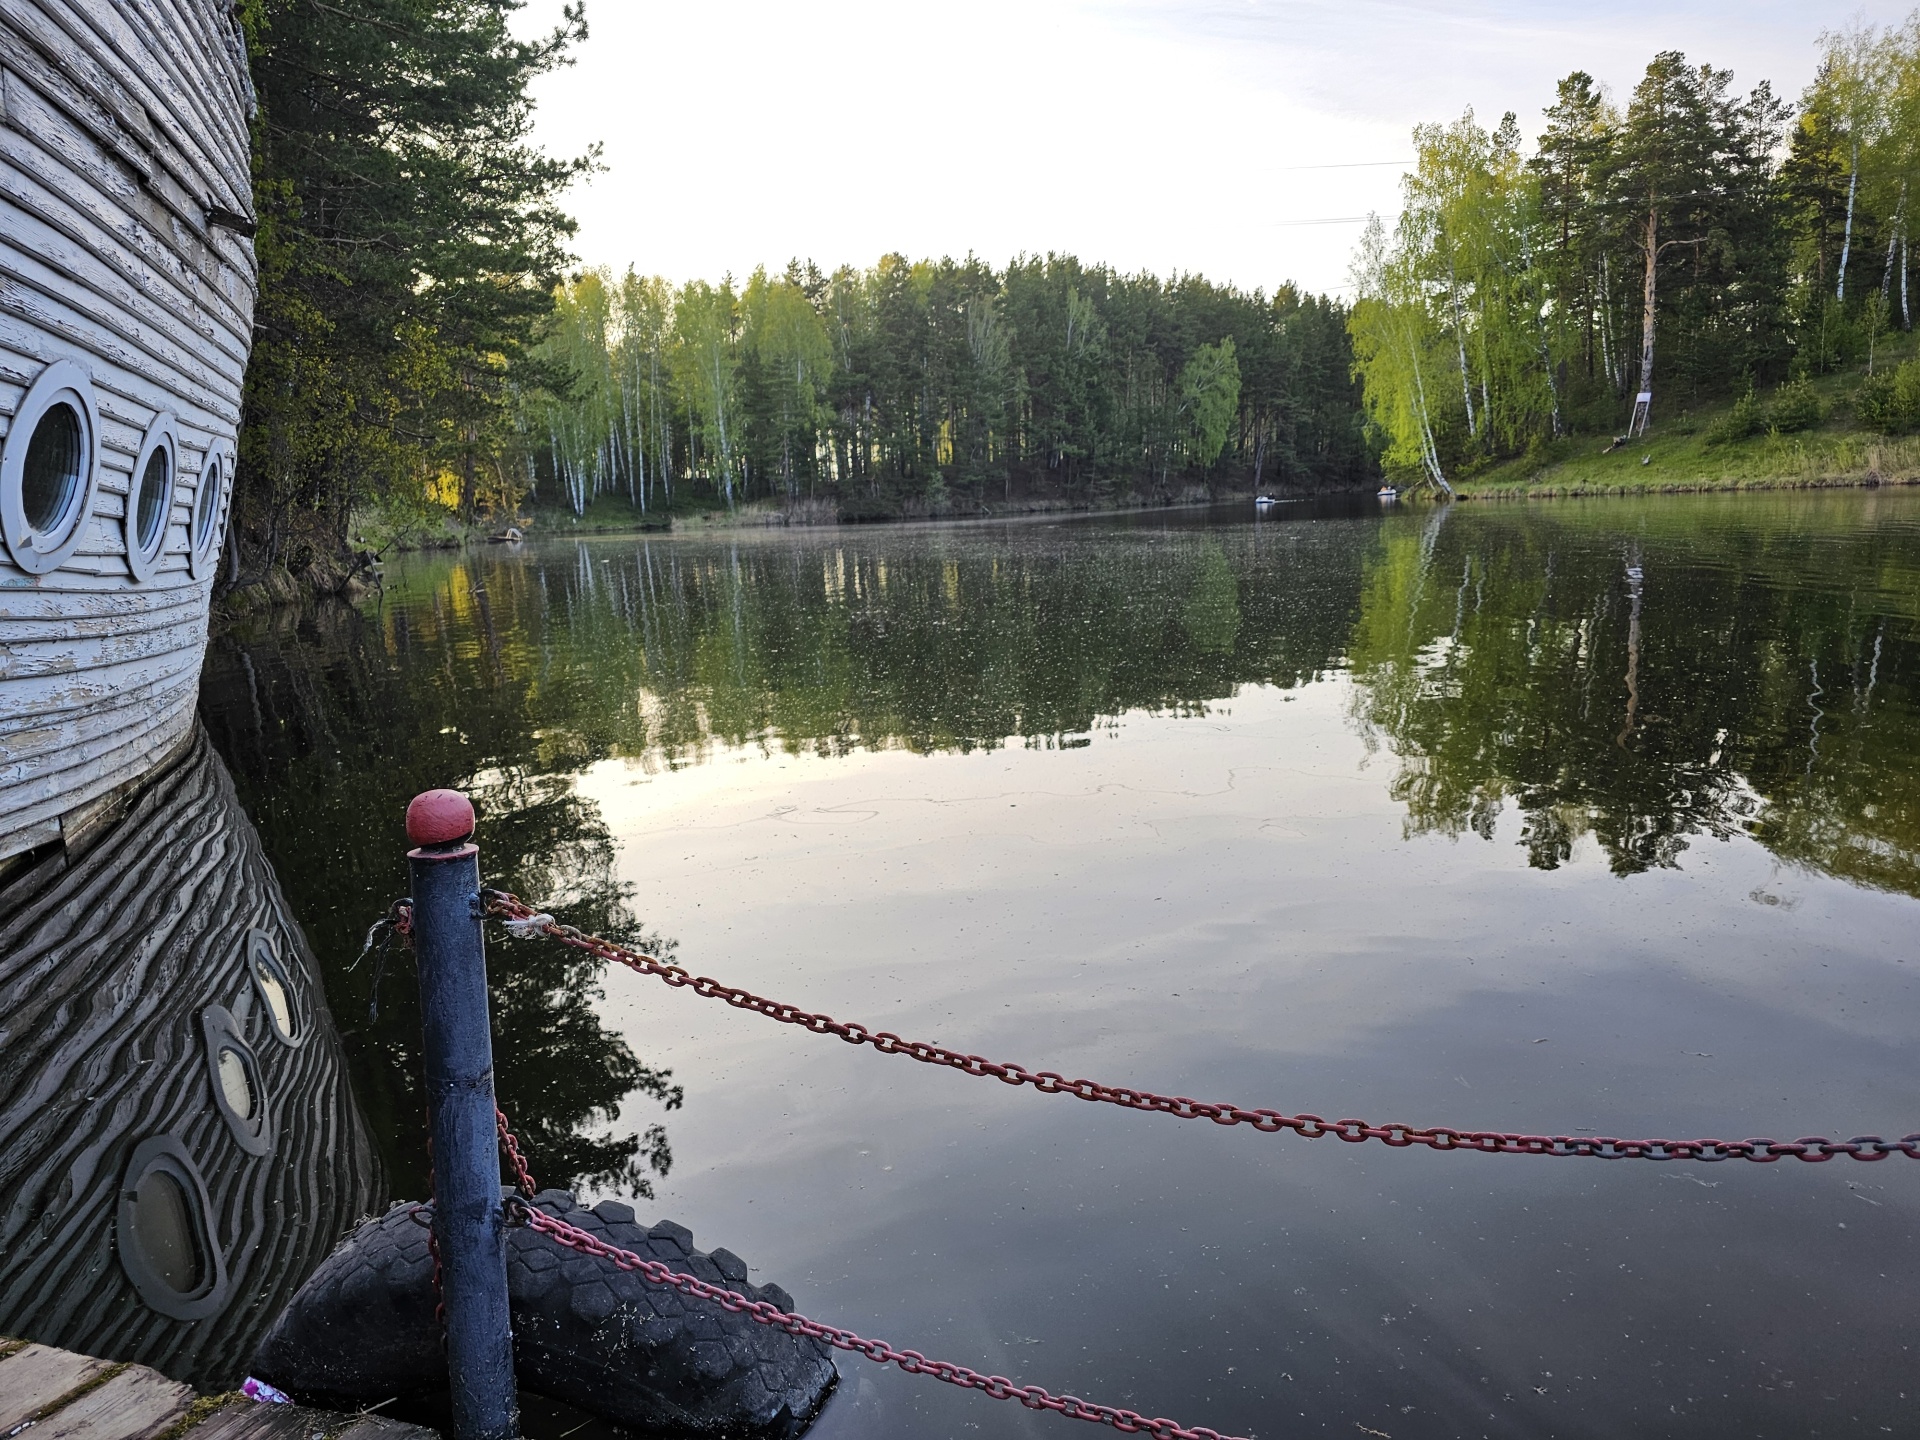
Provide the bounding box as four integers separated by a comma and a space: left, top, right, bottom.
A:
251, 1190, 836, 1436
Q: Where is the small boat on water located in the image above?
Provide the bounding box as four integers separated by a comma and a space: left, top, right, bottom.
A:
1254, 494, 1279, 507
1378, 486, 1400, 501
0, 0, 258, 864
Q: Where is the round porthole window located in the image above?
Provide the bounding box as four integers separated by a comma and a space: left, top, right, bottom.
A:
189, 445, 229, 580
1, 359, 103, 575
247, 928, 304, 1047
116, 1136, 229, 1320
126, 414, 177, 583
201, 1004, 273, 1155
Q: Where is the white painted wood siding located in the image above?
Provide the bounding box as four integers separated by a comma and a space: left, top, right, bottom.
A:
0, 0, 255, 860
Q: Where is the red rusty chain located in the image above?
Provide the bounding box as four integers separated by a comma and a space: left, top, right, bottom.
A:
502, 1187, 1243, 1440
482, 889, 1920, 1166
497, 1107, 539, 1195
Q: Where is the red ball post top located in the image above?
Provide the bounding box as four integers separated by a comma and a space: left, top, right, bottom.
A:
407, 788, 475, 847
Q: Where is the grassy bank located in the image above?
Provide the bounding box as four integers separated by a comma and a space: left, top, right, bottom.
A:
1451, 344, 1920, 500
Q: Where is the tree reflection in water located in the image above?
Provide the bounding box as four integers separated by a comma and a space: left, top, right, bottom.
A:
1346, 494, 1920, 890
200, 494, 1920, 1198
201, 604, 681, 1202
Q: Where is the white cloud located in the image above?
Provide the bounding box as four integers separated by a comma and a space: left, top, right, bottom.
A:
521, 0, 1914, 296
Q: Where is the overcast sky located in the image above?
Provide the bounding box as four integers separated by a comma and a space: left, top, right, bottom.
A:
521, 1, 1914, 298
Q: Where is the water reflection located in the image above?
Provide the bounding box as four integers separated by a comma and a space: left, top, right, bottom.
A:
200, 606, 684, 1200
1348, 494, 1920, 889
198, 493, 1920, 1438
0, 730, 381, 1387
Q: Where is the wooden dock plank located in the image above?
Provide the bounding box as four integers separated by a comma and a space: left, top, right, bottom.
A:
0, 1343, 115, 1430
29, 1365, 194, 1440
192, 1402, 437, 1440
0, 1344, 435, 1440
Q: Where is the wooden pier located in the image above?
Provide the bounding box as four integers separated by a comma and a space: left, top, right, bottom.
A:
0, 1338, 433, 1440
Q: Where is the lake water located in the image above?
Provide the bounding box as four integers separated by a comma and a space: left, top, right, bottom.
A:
200, 491, 1920, 1440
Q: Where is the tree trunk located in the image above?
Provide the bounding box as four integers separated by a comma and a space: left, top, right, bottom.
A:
1635, 204, 1658, 430
1838, 137, 1859, 303
1447, 259, 1476, 438
1883, 181, 1906, 303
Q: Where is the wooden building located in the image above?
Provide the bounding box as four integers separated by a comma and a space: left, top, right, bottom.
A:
0, 0, 257, 862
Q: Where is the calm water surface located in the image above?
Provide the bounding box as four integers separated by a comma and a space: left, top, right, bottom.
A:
200, 492, 1920, 1439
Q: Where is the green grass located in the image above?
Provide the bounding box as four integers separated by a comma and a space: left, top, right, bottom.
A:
1452, 338, 1920, 500
523, 489, 680, 533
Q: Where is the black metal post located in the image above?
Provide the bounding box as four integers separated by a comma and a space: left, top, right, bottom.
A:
406, 789, 519, 1440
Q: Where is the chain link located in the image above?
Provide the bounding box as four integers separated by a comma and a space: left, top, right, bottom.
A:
503, 1188, 1243, 1440
481, 889, 1920, 1166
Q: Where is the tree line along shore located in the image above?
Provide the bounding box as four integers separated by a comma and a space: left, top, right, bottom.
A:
226, 6, 1920, 603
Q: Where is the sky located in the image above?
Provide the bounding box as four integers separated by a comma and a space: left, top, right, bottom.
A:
521, 1, 1914, 299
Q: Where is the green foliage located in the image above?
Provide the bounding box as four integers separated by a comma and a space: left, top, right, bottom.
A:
235, 0, 591, 579
1179, 339, 1242, 470
1348, 24, 1920, 475
1705, 386, 1766, 445
1766, 379, 1824, 432
1854, 356, 1920, 430
527, 257, 1372, 515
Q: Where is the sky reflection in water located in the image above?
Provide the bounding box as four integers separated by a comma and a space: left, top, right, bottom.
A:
201, 491, 1920, 1439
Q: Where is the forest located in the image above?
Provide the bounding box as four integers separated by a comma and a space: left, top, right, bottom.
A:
523, 259, 1371, 519
226, 5, 1920, 577
1351, 21, 1920, 488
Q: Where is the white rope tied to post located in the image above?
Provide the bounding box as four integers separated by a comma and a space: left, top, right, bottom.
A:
502, 912, 555, 940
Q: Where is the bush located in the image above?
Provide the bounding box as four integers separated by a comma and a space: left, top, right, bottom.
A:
1856, 372, 1901, 431
1855, 358, 1920, 433
1766, 380, 1823, 434
1705, 387, 1766, 446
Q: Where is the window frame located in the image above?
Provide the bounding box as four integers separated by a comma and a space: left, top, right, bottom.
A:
189, 441, 231, 580
126, 412, 179, 583
115, 1135, 231, 1320
0, 359, 104, 576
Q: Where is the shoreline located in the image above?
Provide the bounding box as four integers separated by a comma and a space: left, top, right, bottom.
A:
1449, 472, 1920, 502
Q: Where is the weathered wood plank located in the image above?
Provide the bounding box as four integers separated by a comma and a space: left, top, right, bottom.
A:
111, 0, 254, 182
0, 590, 202, 643
0, 126, 254, 344
0, 1343, 114, 1429
0, 689, 197, 838
193, 1405, 438, 1440
29, 1363, 195, 1440
89, 0, 253, 195
2, 0, 249, 215
0, 239, 248, 417
0, 130, 256, 327
0, 82, 250, 328
0, 608, 210, 680
0, 583, 205, 623
0, 299, 240, 436
0, 157, 253, 368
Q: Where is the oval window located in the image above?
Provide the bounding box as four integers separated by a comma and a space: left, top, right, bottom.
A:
217, 1047, 253, 1117
193, 454, 222, 556
247, 928, 304, 1047
202, 1004, 273, 1154
23, 404, 83, 532
135, 448, 169, 551
126, 415, 178, 584
130, 1168, 204, 1293
116, 1137, 229, 1320
1, 359, 103, 575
